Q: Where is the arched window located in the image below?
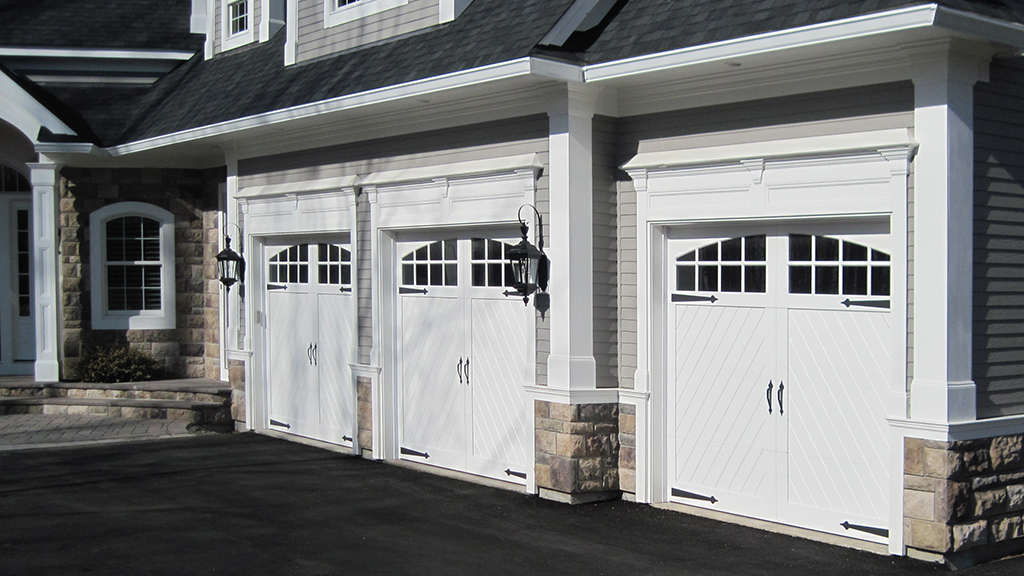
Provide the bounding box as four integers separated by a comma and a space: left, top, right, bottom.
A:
675, 235, 767, 293
788, 234, 890, 296
90, 203, 176, 330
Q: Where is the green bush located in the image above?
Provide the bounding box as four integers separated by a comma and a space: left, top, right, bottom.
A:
75, 346, 163, 383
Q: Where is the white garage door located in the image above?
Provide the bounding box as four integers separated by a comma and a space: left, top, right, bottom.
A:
397, 237, 532, 484
667, 229, 892, 543
265, 241, 356, 447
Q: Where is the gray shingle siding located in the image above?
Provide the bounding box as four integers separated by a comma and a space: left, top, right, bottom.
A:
974, 56, 1024, 418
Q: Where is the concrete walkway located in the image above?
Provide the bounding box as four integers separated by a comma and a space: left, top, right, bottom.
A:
0, 413, 191, 450
2, 433, 1023, 575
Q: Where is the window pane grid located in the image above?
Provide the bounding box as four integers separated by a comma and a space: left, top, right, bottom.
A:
317, 243, 352, 286
675, 235, 767, 293
269, 244, 310, 284
471, 239, 515, 288
402, 240, 457, 286
105, 216, 162, 312
788, 234, 890, 296
17, 209, 30, 316
229, 0, 248, 35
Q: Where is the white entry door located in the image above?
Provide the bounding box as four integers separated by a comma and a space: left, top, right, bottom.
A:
667, 228, 893, 543
0, 192, 34, 375
265, 241, 356, 446
398, 237, 532, 484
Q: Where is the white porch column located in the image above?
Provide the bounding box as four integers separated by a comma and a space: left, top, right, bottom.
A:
28, 160, 60, 382
910, 41, 991, 423
546, 85, 597, 391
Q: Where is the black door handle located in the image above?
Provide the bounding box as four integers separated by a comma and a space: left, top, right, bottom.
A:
312, 343, 318, 366
766, 381, 773, 414
465, 357, 470, 385
778, 381, 784, 415
307, 343, 313, 365
457, 358, 463, 384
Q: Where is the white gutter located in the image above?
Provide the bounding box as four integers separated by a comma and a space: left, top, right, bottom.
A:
584, 4, 1024, 82
0, 47, 196, 60
100, 56, 581, 157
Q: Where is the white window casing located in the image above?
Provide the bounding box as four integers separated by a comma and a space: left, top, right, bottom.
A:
89, 202, 176, 330
222, 0, 255, 52
324, 0, 408, 28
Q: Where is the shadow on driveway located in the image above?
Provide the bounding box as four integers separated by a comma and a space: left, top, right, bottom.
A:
0, 434, 1020, 575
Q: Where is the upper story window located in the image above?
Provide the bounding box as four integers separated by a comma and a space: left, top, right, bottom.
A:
324, 0, 408, 28
222, 0, 255, 51
90, 203, 176, 330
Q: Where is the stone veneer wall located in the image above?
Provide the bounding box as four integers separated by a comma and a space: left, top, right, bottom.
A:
618, 403, 637, 495
60, 168, 222, 379
535, 400, 619, 503
904, 435, 1024, 564
357, 376, 373, 457
228, 358, 246, 429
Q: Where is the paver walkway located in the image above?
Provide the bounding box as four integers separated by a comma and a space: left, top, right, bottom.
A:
0, 413, 190, 450
2, 434, 1024, 575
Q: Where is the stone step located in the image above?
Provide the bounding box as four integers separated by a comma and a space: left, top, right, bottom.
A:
0, 378, 233, 431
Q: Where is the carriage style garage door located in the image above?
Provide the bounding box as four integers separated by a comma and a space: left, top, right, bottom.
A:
397, 237, 532, 484
265, 240, 356, 447
667, 226, 893, 543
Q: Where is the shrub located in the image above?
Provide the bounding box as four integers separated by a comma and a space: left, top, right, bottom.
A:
75, 346, 163, 383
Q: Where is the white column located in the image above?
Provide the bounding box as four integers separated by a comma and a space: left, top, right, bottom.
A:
28, 160, 60, 382
910, 42, 991, 423
546, 85, 597, 391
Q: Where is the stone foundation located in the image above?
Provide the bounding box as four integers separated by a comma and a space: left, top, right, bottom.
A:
357, 377, 373, 457
618, 403, 637, 496
535, 400, 619, 503
904, 434, 1024, 565
228, 358, 246, 429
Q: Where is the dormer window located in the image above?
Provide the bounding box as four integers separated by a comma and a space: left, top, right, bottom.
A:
229, 0, 248, 35
324, 0, 408, 28
221, 0, 255, 51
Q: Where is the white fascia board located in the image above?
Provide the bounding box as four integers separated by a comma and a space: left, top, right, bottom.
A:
35, 142, 101, 155
622, 128, 916, 171
359, 153, 542, 186
0, 71, 76, 139
236, 175, 358, 198
933, 6, 1024, 48
586, 5, 944, 82
0, 47, 196, 60
106, 57, 575, 157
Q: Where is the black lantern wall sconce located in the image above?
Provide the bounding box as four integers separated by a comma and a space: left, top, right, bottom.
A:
216, 236, 245, 296
507, 204, 550, 317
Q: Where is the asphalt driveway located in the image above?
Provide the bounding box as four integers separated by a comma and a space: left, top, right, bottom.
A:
0, 433, 1022, 575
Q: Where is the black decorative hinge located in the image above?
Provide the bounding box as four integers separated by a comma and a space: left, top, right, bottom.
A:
269, 419, 290, 429
267, 284, 287, 291
840, 521, 888, 538
342, 436, 353, 442
503, 289, 525, 298
339, 286, 352, 293
840, 299, 890, 309
399, 287, 428, 295
504, 469, 527, 479
672, 488, 718, 504
672, 294, 718, 303
401, 447, 430, 459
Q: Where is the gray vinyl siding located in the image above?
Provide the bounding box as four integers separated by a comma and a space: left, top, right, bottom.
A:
974, 56, 1024, 418
238, 115, 550, 370
296, 0, 438, 63
594, 116, 619, 389
615, 82, 914, 390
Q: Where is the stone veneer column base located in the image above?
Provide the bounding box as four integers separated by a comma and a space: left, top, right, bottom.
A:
356, 377, 373, 458
904, 434, 1024, 567
535, 400, 620, 503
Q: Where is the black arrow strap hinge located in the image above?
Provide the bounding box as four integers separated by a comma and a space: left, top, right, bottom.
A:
401, 447, 430, 459
342, 435, 353, 442
840, 521, 888, 538
672, 294, 718, 303
504, 469, 527, 479
672, 488, 718, 504
267, 284, 287, 291
399, 287, 428, 295
841, 298, 889, 309
269, 419, 290, 429
339, 286, 352, 293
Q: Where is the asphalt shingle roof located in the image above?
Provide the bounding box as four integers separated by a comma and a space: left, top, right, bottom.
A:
582, 0, 1024, 64
17, 0, 1024, 147
0, 0, 204, 52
